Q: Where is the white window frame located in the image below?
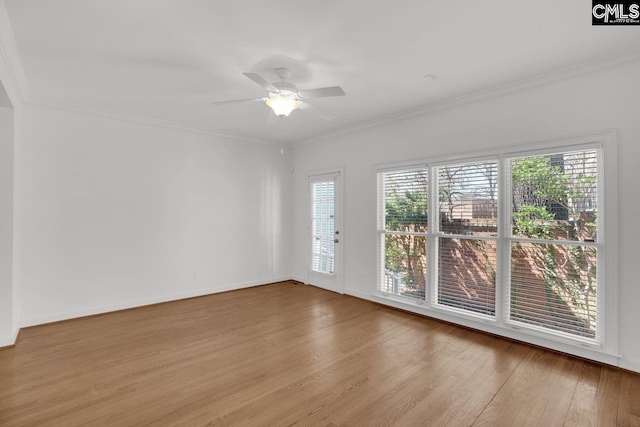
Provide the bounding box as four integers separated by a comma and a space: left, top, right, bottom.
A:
374, 131, 618, 362
431, 157, 501, 321
377, 163, 429, 305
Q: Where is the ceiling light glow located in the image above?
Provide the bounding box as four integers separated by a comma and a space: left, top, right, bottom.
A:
266, 96, 299, 117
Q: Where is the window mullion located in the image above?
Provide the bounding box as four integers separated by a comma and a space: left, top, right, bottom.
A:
497, 155, 508, 326
427, 165, 437, 307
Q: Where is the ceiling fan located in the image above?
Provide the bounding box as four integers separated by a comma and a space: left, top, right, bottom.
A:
211, 68, 345, 121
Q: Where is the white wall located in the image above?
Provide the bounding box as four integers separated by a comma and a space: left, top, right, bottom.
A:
19, 105, 292, 326
291, 61, 640, 372
0, 105, 14, 341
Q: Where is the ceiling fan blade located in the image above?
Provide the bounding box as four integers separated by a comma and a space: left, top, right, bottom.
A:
298, 101, 335, 121
243, 73, 279, 93
211, 97, 265, 106
298, 86, 345, 99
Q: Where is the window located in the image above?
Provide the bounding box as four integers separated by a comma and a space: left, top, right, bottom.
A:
378, 168, 428, 301
377, 137, 614, 351
507, 150, 600, 339
436, 160, 498, 316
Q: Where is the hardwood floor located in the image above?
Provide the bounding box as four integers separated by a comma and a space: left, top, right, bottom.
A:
0, 281, 638, 426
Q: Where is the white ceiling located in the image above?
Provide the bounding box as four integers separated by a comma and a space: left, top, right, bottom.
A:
4, 0, 640, 144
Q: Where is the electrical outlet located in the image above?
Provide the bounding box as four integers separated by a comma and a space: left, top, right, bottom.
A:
193, 272, 198, 279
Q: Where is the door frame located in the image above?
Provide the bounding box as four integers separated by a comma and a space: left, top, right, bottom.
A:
306, 166, 345, 294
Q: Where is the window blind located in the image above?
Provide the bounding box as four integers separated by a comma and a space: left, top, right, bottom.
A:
310, 179, 335, 274
510, 150, 598, 242
381, 169, 429, 232
436, 160, 498, 316
438, 161, 498, 236
508, 149, 600, 340
437, 238, 496, 315
379, 168, 428, 300
510, 242, 597, 338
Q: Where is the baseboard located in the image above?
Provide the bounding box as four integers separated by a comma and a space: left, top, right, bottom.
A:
21, 276, 292, 328
290, 275, 307, 284
343, 287, 638, 374
618, 358, 640, 373
0, 326, 20, 348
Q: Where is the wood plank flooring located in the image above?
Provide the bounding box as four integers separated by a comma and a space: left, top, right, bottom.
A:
0, 281, 638, 426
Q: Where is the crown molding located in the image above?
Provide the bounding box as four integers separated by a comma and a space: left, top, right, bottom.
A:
14, 47, 640, 150
294, 49, 640, 148
0, 0, 30, 103
24, 96, 283, 147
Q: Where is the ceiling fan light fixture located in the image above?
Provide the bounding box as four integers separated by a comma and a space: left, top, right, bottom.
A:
266, 96, 299, 117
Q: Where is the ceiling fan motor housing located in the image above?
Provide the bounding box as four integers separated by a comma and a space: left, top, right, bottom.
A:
272, 81, 298, 97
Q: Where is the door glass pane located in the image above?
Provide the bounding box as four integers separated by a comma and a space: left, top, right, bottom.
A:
310, 180, 335, 274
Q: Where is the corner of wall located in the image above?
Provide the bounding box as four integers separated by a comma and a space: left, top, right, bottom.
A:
0, 0, 25, 341
0, 326, 19, 347
11, 101, 20, 334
